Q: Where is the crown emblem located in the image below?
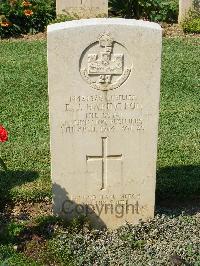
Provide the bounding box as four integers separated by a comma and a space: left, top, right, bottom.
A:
98, 33, 113, 48
80, 32, 132, 91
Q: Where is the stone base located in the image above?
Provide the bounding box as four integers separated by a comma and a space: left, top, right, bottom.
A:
56, 0, 108, 19
178, 0, 193, 23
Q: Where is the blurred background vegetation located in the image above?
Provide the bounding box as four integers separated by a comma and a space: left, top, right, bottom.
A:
0, 0, 199, 38
109, 0, 178, 22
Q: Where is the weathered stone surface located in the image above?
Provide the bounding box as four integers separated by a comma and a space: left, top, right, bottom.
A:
48, 18, 162, 229
56, 0, 108, 18
178, 0, 193, 22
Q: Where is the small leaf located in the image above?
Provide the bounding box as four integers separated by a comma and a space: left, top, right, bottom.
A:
0, 157, 7, 171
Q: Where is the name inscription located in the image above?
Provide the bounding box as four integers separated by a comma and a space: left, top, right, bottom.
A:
61, 94, 144, 134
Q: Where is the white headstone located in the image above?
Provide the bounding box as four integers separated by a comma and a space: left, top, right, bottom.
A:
56, 0, 108, 18
178, 0, 193, 23
48, 19, 162, 229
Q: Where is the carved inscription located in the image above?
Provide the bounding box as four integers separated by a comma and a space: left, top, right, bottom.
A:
70, 193, 140, 203
80, 33, 132, 91
62, 94, 144, 134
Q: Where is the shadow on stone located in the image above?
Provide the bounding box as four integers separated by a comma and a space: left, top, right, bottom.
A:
52, 183, 106, 229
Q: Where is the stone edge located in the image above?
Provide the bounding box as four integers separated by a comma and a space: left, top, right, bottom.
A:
47, 18, 162, 33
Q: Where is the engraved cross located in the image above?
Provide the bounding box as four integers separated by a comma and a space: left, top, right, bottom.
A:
86, 137, 122, 190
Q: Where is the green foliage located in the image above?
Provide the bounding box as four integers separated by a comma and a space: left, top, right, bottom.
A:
109, 0, 178, 22
34, 215, 62, 237
119, 232, 146, 249
0, 0, 56, 38
0, 157, 7, 171
0, 245, 39, 265
48, 236, 74, 265
0, 222, 25, 243
50, 14, 74, 24
182, 10, 200, 33
193, 0, 200, 11
6, 222, 25, 239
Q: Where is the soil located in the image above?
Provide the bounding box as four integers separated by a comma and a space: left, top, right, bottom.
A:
2, 197, 199, 223
10, 200, 53, 221
2, 23, 200, 42
161, 23, 200, 37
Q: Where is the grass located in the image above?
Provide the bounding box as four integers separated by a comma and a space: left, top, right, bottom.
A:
0, 37, 199, 204
157, 37, 200, 200
0, 40, 51, 202
0, 36, 199, 265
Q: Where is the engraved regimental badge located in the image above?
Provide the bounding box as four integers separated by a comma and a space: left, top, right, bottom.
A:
80, 33, 132, 91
